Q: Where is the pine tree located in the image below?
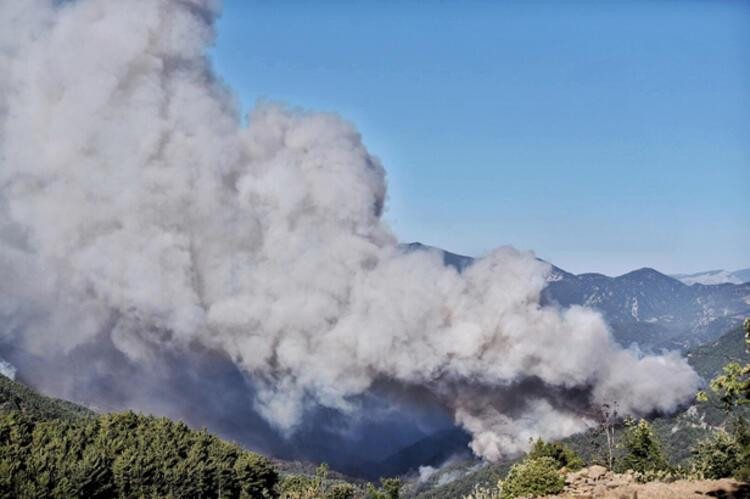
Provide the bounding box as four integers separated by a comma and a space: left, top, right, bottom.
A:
0, 406, 281, 497
617, 419, 668, 473
527, 437, 584, 470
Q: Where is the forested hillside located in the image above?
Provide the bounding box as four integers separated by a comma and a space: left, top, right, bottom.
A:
2, 326, 748, 498
0, 375, 404, 498
0, 374, 92, 422
0, 380, 279, 498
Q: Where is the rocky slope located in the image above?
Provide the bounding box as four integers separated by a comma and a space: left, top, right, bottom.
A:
552, 465, 749, 498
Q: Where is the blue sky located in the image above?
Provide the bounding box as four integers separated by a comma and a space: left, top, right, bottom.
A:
211, 0, 749, 276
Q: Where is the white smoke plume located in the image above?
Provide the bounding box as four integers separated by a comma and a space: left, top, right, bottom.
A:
0, 0, 700, 462
0, 358, 16, 380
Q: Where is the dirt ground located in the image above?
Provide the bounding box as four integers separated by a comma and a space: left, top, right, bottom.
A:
551, 478, 750, 498
546, 465, 750, 498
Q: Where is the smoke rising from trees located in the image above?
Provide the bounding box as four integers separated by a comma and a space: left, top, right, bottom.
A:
0, 0, 700, 462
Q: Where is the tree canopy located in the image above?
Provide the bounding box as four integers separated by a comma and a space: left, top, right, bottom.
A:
0, 410, 278, 498
699, 318, 750, 410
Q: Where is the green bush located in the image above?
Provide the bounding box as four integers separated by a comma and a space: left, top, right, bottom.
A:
325, 481, 356, 499
366, 477, 401, 499
279, 464, 362, 499
617, 419, 668, 473
730, 416, 750, 481
692, 430, 740, 479
279, 474, 318, 498
527, 438, 584, 470
698, 318, 750, 411
500, 457, 565, 499
689, 417, 750, 481
279, 464, 330, 498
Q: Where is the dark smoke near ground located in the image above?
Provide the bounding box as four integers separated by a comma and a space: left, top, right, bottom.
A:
0, 0, 699, 475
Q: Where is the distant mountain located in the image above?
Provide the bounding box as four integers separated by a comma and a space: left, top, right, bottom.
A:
403, 243, 750, 350
404, 242, 474, 272
736, 269, 750, 283
542, 267, 750, 349
672, 268, 750, 286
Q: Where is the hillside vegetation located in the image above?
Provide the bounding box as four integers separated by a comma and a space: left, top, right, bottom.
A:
0, 374, 92, 422
0, 374, 405, 498
3, 324, 749, 498
411, 325, 750, 498
0, 400, 278, 498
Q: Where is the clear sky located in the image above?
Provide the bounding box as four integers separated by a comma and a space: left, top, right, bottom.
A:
210, 0, 749, 276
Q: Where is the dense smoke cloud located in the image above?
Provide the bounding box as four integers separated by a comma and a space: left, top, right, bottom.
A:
0, 0, 700, 462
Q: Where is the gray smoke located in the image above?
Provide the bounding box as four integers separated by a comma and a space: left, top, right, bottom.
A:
0, 0, 700, 462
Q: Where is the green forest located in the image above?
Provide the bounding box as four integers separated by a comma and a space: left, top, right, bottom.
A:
0, 407, 278, 497
2, 320, 750, 498
0, 374, 402, 498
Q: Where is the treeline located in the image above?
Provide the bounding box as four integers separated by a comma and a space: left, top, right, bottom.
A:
0, 373, 92, 422
278, 464, 400, 499
0, 410, 278, 498
0, 372, 281, 497
0, 373, 402, 499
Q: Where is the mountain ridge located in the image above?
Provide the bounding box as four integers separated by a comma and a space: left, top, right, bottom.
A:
403, 242, 750, 350
672, 268, 750, 286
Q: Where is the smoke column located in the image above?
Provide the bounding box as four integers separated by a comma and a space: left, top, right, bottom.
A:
0, 0, 699, 462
